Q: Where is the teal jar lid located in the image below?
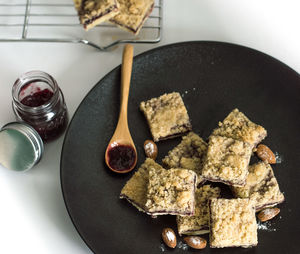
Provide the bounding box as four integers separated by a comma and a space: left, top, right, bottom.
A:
0, 122, 44, 171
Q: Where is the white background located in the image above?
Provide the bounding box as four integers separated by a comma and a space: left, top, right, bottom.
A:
0, 0, 299, 253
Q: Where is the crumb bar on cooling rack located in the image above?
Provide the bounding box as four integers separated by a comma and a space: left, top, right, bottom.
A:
209, 198, 258, 248
162, 132, 207, 185
140, 92, 192, 142
231, 162, 284, 211
212, 108, 267, 147
74, 0, 119, 30
177, 185, 220, 236
145, 167, 197, 216
110, 0, 154, 35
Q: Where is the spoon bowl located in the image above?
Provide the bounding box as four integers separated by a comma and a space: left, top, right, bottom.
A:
105, 44, 137, 173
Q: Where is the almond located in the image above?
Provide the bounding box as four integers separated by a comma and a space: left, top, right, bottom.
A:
183, 236, 207, 249
256, 144, 276, 164
144, 140, 158, 160
257, 207, 280, 222
161, 228, 176, 248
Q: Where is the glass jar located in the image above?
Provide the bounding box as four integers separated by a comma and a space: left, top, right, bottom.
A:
12, 71, 68, 142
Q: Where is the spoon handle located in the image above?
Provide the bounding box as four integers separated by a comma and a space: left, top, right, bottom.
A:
120, 44, 134, 118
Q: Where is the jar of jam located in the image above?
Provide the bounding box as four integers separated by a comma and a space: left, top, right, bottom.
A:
12, 71, 68, 142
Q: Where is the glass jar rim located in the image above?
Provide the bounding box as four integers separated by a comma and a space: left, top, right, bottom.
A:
12, 70, 59, 113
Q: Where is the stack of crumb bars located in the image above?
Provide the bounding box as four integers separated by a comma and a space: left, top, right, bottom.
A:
73, 0, 154, 34
120, 92, 285, 248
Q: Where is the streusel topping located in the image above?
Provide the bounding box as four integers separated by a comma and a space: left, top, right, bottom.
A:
212, 108, 267, 146
232, 162, 284, 211
145, 167, 197, 215
163, 132, 207, 184
120, 158, 162, 212
110, 0, 154, 33
140, 92, 192, 142
177, 185, 220, 235
210, 198, 257, 248
202, 135, 252, 186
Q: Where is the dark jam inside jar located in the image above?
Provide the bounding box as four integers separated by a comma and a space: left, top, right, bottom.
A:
107, 145, 136, 171
20, 88, 53, 107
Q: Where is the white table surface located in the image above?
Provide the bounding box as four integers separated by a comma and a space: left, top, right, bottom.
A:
0, 1, 299, 253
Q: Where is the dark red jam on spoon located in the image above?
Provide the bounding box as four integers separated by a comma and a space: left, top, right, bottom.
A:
107, 145, 136, 171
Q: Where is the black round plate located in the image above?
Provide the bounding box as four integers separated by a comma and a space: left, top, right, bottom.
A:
61, 41, 300, 254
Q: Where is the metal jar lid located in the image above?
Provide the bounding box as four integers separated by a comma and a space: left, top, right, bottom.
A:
0, 122, 44, 171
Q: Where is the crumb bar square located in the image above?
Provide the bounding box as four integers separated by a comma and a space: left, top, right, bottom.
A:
202, 135, 252, 187
140, 92, 192, 142
145, 167, 197, 216
110, 0, 154, 35
177, 185, 220, 235
120, 158, 162, 212
209, 198, 258, 248
162, 132, 207, 184
73, 0, 81, 10
232, 162, 284, 211
74, 0, 119, 30
212, 108, 267, 147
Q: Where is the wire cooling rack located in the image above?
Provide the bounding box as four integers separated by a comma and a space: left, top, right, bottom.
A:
0, 0, 162, 50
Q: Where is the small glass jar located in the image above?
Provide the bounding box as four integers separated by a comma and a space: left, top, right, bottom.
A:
12, 71, 68, 142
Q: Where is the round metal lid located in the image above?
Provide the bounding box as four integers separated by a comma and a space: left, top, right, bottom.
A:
0, 122, 44, 171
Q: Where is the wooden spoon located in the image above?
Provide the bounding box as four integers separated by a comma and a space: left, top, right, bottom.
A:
105, 44, 137, 173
